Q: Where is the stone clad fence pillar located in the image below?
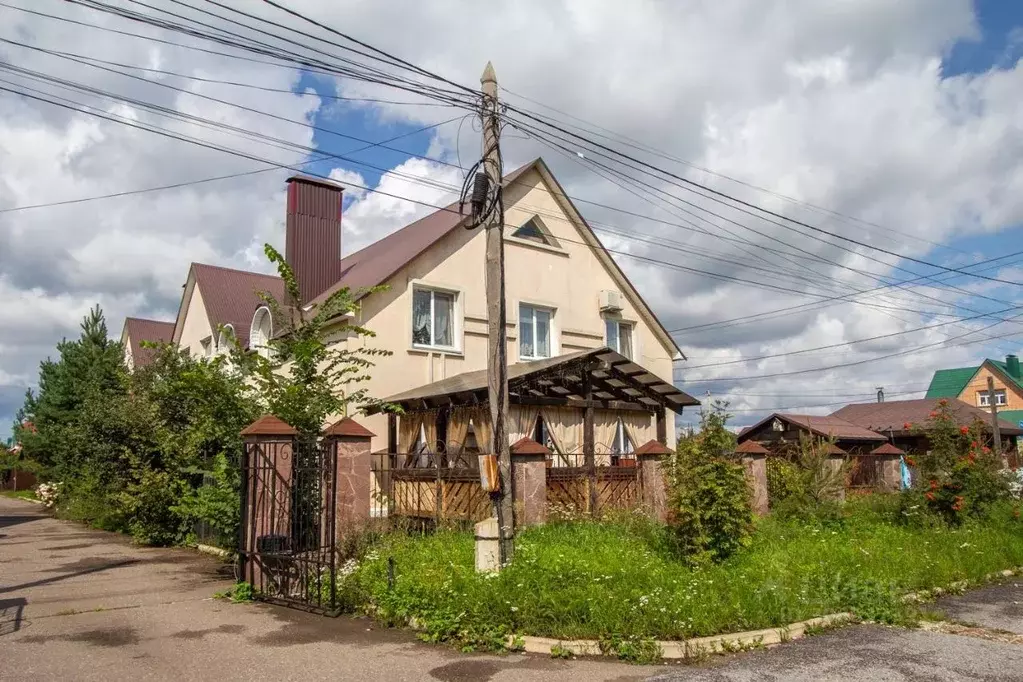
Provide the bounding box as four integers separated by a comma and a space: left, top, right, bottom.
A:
323, 417, 375, 540
634, 440, 672, 522
510, 437, 548, 527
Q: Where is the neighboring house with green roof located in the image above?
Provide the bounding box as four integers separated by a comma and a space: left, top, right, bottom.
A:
926, 354, 1023, 429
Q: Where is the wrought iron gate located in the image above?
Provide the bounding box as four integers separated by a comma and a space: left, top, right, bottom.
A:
239, 437, 340, 615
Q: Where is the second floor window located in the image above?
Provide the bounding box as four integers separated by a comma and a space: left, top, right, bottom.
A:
605, 319, 633, 359
979, 389, 1007, 407
519, 304, 552, 359
412, 287, 455, 349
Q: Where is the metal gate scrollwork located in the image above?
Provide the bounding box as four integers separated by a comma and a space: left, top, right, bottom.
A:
239, 437, 339, 615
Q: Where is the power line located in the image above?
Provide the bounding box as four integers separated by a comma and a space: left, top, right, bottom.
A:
511, 115, 1023, 311
499, 107, 1023, 289
3, 9, 1018, 339
676, 317, 1023, 384
3, 61, 1018, 333
6, 32, 1013, 330
4, 81, 1021, 385
676, 303, 1023, 371
499, 85, 970, 257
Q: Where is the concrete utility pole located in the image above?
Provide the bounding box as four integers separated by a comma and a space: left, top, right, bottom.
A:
987, 376, 1004, 465
481, 62, 514, 563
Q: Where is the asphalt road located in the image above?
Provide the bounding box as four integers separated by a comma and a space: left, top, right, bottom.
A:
2, 496, 1022, 681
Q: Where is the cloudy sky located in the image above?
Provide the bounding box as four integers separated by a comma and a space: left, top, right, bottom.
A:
2, 0, 1022, 440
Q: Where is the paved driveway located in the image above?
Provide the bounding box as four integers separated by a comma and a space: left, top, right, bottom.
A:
2, 496, 1022, 681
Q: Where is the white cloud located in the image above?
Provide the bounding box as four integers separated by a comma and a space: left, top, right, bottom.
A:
1, 0, 1021, 437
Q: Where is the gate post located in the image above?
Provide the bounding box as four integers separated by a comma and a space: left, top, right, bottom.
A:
324, 417, 375, 541
634, 440, 671, 523
240, 415, 297, 591
510, 437, 548, 527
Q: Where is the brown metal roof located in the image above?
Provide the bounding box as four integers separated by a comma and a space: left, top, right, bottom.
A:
633, 439, 672, 455
734, 440, 770, 455
306, 162, 535, 311
191, 263, 286, 349
123, 317, 174, 368
824, 442, 849, 455
739, 413, 888, 442
870, 442, 905, 456
510, 437, 551, 455
371, 347, 699, 414
831, 398, 1023, 436
241, 414, 297, 436
323, 417, 375, 438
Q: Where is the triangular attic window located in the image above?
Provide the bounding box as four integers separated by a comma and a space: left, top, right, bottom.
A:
511, 217, 555, 246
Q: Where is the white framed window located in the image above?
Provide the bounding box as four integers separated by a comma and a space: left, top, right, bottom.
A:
605, 319, 634, 359
250, 306, 273, 359
978, 389, 1007, 407
412, 287, 457, 350
519, 303, 554, 359
612, 419, 633, 455
200, 336, 213, 358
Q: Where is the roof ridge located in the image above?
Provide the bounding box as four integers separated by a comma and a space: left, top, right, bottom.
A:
333, 159, 541, 268
125, 316, 174, 325
192, 262, 282, 280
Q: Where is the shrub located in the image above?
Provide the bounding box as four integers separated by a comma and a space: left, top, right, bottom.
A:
118, 466, 184, 545
909, 400, 1011, 524
767, 457, 804, 505
666, 402, 753, 563
173, 453, 240, 548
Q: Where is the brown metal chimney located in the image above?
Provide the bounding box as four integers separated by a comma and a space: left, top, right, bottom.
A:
285, 175, 345, 304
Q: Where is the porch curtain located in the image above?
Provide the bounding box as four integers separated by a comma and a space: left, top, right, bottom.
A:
422, 411, 439, 453
398, 412, 424, 455
472, 407, 493, 454
593, 409, 619, 467
447, 407, 474, 457
621, 412, 655, 451
509, 405, 540, 445
541, 406, 583, 466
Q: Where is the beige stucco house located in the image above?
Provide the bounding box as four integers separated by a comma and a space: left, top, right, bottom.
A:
305, 159, 686, 451
160, 158, 690, 454
120, 317, 174, 370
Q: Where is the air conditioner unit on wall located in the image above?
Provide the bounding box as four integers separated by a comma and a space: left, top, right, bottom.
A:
599, 290, 624, 312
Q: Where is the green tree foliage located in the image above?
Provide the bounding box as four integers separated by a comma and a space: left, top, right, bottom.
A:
792, 434, 850, 506
230, 244, 392, 442
16, 306, 128, 480
665, 401, 752, 563
16, 305, 259, 544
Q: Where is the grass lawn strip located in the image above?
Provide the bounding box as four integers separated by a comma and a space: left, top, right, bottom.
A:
340, 504, 1023, 653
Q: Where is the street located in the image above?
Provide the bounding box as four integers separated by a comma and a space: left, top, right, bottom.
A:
2, 496, 1022, 681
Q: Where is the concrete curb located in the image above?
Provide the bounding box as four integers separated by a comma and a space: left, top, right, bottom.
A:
507, 612, 855, 660
902, 567, 1020, 604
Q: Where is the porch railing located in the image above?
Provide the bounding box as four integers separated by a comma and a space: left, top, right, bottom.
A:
370, 449, 642, 523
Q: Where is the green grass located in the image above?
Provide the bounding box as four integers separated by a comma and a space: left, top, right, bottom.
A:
0, 489, 38, 501
339, 502, 1023, 650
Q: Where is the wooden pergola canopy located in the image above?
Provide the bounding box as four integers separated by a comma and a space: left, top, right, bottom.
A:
368, 347, 699, 414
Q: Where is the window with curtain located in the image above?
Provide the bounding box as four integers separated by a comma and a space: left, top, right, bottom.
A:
412, 287, 455, 349
519, 303, 553, 359
605, 319, 633, 359
611, 419, 634, 455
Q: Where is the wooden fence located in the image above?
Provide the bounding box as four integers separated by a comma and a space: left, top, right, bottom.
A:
372, 451, 642, 523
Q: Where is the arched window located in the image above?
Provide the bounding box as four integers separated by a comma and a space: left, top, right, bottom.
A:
250, 307, 273, 359
217, 324, 235, 355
